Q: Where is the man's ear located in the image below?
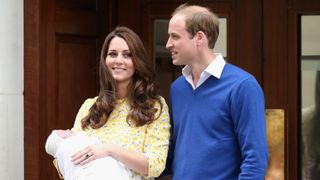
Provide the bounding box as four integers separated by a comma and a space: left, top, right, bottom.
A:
195, 31, 207, 46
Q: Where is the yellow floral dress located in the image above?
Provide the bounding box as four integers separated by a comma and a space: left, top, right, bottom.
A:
71, 97, 171, 179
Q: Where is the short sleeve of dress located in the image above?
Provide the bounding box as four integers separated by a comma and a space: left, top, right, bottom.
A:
53, 159, 64, 179
71, 97, 97, 133
144, 97, 171, 178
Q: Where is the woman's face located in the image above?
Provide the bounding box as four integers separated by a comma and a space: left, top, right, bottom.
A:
105, 36, 135, 87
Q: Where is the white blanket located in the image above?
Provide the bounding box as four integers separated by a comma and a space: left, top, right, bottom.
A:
55, 133, 134, 180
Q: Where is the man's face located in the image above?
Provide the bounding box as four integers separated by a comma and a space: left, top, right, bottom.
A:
166, 14, 197, 66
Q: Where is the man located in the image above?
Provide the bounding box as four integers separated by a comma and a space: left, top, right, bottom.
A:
164, 3, 268, 180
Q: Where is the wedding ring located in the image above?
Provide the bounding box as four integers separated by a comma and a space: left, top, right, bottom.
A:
85, 153, 90, 159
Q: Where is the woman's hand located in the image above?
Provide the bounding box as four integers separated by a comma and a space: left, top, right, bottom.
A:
71, 143, 118, 165
71, 142, 149, 176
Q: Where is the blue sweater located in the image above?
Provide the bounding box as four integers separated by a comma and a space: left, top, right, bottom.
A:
167, 64, 268, 180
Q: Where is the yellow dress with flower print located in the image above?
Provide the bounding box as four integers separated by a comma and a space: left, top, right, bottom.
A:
71, 97, 171, 179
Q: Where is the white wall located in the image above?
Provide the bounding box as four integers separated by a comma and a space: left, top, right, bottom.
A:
0, 0, 24, 179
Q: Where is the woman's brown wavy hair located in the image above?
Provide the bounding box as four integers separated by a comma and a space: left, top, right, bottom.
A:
81, 26, 163, 129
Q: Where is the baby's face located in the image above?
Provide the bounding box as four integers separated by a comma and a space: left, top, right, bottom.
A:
53, 129, 75, 139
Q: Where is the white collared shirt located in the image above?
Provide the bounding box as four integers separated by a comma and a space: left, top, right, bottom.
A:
182, 53, 226, 90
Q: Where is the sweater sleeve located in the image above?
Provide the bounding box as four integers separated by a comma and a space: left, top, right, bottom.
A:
230, 77, 268, 180
143, 97, 171, 178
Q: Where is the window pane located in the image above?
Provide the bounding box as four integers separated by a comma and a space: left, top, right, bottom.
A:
301, 15, 320, 180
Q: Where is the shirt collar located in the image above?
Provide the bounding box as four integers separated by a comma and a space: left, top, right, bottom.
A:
204, 53, 226, 79
182, 53, 226, 79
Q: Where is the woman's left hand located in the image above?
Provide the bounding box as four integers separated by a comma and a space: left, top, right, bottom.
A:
71, 143, 118, 165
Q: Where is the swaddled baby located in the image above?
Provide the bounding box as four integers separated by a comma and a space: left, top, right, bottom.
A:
45, 129, 138, 180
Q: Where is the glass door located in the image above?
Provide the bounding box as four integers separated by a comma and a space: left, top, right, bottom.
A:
300, 15, 320, 180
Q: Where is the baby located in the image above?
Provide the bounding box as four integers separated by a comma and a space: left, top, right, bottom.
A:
45, 129, 136, 180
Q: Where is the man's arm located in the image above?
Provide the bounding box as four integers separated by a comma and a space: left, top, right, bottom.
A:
231, 78, 268, 179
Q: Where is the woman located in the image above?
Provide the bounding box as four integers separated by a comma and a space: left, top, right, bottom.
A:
64, 26, 170, 179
